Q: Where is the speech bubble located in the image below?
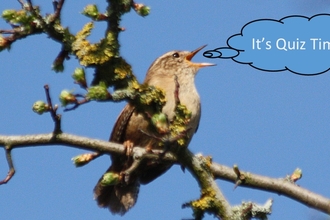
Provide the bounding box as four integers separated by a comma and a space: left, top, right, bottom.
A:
203, 14, 330, 75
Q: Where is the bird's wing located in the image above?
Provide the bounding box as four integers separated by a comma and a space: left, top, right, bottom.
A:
110, 103, 136, 143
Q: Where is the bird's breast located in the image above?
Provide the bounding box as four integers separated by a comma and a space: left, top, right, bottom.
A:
151, 75, 201, 140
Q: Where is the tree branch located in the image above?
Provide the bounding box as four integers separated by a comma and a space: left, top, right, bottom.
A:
211, 163, 330, 214
52, 0, 65, 21
0, 133, 329, 215
179, 150, 232, 219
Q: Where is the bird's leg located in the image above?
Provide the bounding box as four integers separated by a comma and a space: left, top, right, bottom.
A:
123, 140, 134, 157
122, 140, 134, 170
119, 140, 135, 183
145, 141, 154, 153
139, 129, 169, 152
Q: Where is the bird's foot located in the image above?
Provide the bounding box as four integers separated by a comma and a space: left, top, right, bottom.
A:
145, 144, 154, 153
123, 140, 134, 157
119, 171, 129, 184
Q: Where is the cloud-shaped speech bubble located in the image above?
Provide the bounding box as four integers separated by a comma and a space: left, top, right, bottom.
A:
203, 14, 330, 75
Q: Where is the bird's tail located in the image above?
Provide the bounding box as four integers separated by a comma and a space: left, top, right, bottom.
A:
94, 171, 140, 216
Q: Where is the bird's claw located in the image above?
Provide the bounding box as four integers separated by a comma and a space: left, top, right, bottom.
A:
119, 171, 130, 184
123, 140, 134, 156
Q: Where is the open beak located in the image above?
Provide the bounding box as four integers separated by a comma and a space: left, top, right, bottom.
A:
186, 45, 216, 67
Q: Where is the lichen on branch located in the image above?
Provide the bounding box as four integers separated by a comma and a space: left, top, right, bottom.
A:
72, 23, 118, 66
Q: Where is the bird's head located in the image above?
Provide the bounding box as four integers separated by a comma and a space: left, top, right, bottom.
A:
146, 45, 215, 80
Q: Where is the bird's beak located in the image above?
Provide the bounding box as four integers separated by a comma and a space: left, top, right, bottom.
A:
186, 45, 216, 67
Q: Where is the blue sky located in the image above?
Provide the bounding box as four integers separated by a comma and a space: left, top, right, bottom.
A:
1, 0, 330, 219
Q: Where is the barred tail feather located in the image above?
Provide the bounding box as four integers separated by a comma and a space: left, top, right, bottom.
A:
94, 179, 140, 215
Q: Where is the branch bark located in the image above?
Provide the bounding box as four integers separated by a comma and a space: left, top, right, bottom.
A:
211, 163, 330, 214
0, 133, 329, 215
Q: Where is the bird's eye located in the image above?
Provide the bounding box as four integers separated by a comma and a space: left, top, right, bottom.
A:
172, 52, 179, 58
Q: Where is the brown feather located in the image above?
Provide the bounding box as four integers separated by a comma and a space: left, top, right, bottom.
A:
94, 47, 210, 215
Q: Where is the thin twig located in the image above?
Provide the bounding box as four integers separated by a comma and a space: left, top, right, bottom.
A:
63, 98, 90, 112
17, 0, 25, 8
26, 0, 34, 11
122, 158, 143, 183
52, 0, 65, 21
52, 1, 58, 12
43, 85, 61, 133
26, 0, 46, 28
0, 30, 17, 34
0, 146, 15, 185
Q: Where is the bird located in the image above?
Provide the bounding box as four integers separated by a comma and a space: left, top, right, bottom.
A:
93, 45, 214, 215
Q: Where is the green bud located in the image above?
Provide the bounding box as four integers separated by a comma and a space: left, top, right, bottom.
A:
72, 68, 87, 87
59, 90, 76, 106
71, 153, 95, 167
51, 51, 68, 73
151, 113, 169, 134
82, 4, 99, 20
86, 83, 110, 100
121, 0, 132, 12
100, 172, 120, 186
1, 9, 16, 21
290, 168, 302, 182
13, 10, 29, 24
134, 4, 150, 17
32, 101, 49, 115
2, 9, 34, 25
14, 10, 28, 23
51, 63, 64, 73
0, 35, 9, 51
52, 55, 65, 73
